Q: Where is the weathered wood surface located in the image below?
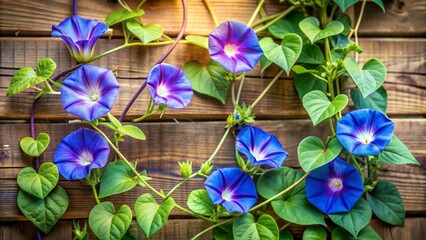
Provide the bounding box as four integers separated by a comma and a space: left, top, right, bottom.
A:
1, 38, 425, 120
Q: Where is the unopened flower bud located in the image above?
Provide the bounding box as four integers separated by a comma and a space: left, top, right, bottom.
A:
200, 161, 213, 175
178, 161, 193, 178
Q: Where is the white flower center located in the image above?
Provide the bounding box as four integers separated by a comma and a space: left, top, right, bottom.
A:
356, 130, 375, 144
222, 188, 233, 201
224, 44, 238, 57
90, 93, 99, 102
157, 85, 169, 97
328, 178, 343, 191
79, 151, 93, 166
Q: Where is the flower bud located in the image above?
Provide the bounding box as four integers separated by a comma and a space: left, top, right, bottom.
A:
178, 161, 193, 178
200, 161, 213, 175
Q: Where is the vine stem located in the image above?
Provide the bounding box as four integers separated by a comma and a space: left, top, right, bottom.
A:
165, 172, 198, 199
254, 6, 296, 33
191, 218, 233, 240
250, 70, 284, 109
91, 184, 101, 204
235, 73, 246, 105
203, 0, 219, 27
247, 0, 265, 27
207, 127, 231, 162
348, 0, 367, 62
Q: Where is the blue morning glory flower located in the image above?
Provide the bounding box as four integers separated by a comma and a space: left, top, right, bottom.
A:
306, 157, 364, 214
54, 128, 110, 180
204, 168, 257, 213
146, 63, 193, 108
61, 65, 120, 121
235, 126, 288, 168
52, 15, 108, 63
336, 109, 394, 156
208, 21, 263, 73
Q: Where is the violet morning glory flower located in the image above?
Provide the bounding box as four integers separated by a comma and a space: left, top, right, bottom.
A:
235, 126, 288, 168
204, 168, 257, 213
54, 128, 110, 180
52, 15, 108, 63
146, 63, 193, 108
306, 157, 364, 214
208, 21, 263, 73
336, 109, 394, 156
61, 65, 119, 121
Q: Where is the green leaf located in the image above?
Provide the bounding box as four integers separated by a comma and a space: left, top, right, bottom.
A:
127, 20, 163, 45
36, 58, 56, 79
105, 9, 145, 27
233, 213, 279, 240
187, 189, 214, 216
260, 55, 273, 73
303, 226, 327, 240
329, 198, 372, 237
334, 12, 352, 35
17, 162, 59, 199
107, 112, 122, 130
292, 65, 317, 74
213, 220, 234, 240
299, 17, 344, 44
378, 135, 419, 165
99, 160, 138, 198
19, 132, 50, 157
119, 125, 146, 140
333, 0, 358, 11
89, 202, 132, 240
185, 35, 208, 49
183, 59, 230, 104
17, 186, 69, 234
294, 73, 327, 100
259, 34, 303, 74
302, 90, 348, 125
350, 87, 387, 113
280, 229, 293, 240
135, 193, 175, 238
298, 44, 325, 64
268, 11, 305, 39
298, 137, 342, 172
257, 167, 326, 226
344, 58, 387, 98
7, 67, 45, 96
372, 0, 385, 12
331, 226, 381, 240
367, 181, 405, 226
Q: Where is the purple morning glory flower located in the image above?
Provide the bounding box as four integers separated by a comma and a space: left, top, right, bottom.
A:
54, 128, 110, 180
235, 126, 288, 168
336, 109, 394, 156
52, 15, 108, 63
146, 63, 193, 108
306, 157, 364, 214
61, 65, 119, 121
204, 168, 257, 213
208, 21, 263, 73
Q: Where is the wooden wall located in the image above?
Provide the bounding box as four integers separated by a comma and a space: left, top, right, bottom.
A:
0, 0, 425, 239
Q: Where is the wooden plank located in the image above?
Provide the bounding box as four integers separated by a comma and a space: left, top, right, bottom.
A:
0, 119, 424, 220
1, 38, 425, 119
0, 220, 71, 240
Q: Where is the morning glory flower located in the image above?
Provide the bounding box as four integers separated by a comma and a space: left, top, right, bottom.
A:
54, 128, 110, 180
208, 21, 263, 73
61, 65, 119, 121
306, 157, 364, 214
235, 126, 288, 168
204, 168, 257, 213
146, 63, 193, 108
52, 15, 108, 63
336, 109, 394, 156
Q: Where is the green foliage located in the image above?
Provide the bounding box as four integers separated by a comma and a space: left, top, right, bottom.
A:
334, 12, 352, 35
259, 34, 303, 74
257, 167, 326, 226
294, 73, 327, 100
344, 58, 387, 98
89, 202, 132, 240
333, 0, 358, 12
268, 11, 305, 39
372, 0, 386, 12
183, 59, 230, 103
366, 181, 405, 226
19, 132, 50, 157
298, 44, 325, 64
303, 226, 327, 240
302, 90, 348, 126
119, 125, 146, 140
187, 189, 215, 215
233, 213, 279, 240
298, 137, 342, 172
36, 58, 57, 79
350, 87, 387, 113
213, 220, 234, 240
299, 17, 344, 44
105, 9, 145, 26
279, 229, 294, 240
99, 161, 141, 198
185, 35, 208, 49
134, 193, 175, 238
17, 186, 69, 234
378, 135, 419, 165
127, 20, 163, 44
331, 226, 381, 240
17, 162, 59, 199
329, 198, 372, 238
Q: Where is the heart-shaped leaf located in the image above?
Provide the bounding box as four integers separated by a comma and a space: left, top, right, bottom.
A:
298, 44, 325, 64
350, 87, 388, 113
233, 213, 279, 240
333, 0, 358, 11
332, 226, 381, 240
127, 20, 163, 45
105, 9, 145, 27
89, 202, 132, 240
366, 181, 405, 226
135, 193, 175, 238
303, 226, 327, 240
183, 59, 230, 103
294, 73, 327, 100
302, 90, 348, 126
119, 125, 146, 140
99, 161, 138, 198
268, 11, 305, 39
378, 135, 419, 165
36, 58, 56, 79
299, 17, 344, 44
259, 34, 303, 74
17, 162, 59, 199
344, 58, 387, 98
187, 189, 215, 216
185, 35, 208, 49
7, 67, 45, 96
17, 186, 69, 234
298, 137, 342, 172
329, 198, 372, 237
20, 132, 50, 157
213, 221, 234, 240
